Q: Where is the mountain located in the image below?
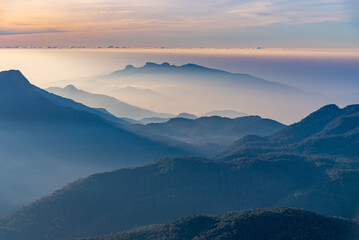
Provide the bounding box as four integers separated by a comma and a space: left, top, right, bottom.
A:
0, 70, 188, 216
74, 208, 359, 240
215, 104, 359, 160
47, 85, 174, 120
55, 62, 326, 123
202, 110, 248, 118
176, 112, 197, 119
1, 104, 358, 239
139, 113, 197, 124
126, 116, 285, 154
0, 70, 126, 124
0, 156, 327, 240
38, 88, 129, 124
139, 117, 171, 124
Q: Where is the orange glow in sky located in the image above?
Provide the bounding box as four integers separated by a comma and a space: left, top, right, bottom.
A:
0, 0, 359, 48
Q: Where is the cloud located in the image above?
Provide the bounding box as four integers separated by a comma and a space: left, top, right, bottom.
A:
0, 29, 65, 36
0, 0, 358, 47
226, 0, 351, 27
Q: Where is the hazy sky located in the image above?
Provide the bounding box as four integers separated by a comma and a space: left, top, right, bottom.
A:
0, 0, 359, 47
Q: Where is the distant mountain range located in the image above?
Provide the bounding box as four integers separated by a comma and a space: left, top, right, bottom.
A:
176, 112, 197, 119
53, 62, 326, 123
73, 208, 359, 240
0, 70, 188, 216
47, 85, 174, 120
46, 85, 251, 124
126, 116, 285, 154
139, 113, 197, 124
1, 104, 358, 240
138, 111, 249, 125
201, 110, 248, 118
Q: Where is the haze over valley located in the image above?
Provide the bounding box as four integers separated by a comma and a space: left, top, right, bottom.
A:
1, 0, 359, 239
2, 48, 359, 123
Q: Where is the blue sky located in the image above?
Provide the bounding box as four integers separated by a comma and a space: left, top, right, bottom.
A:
0, 0, 358, 47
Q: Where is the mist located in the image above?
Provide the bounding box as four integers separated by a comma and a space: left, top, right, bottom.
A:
1, 48, 358, 123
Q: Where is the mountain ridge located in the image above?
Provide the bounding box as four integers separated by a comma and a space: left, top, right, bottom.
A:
0, 104, 358, 239
47, 85, 173, 120
72, 208, 359, 240
0, 70, 189, 216
51, 62, 326, 123
110, 62, 304, 92
0, 156, 329, 240
215, 104, 359, 160
126, 115, 285, 154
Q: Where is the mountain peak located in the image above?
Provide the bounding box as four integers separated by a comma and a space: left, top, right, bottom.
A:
315, 104, 340, 113
182, 63, 203, 69
114, 62, 230, 75
176, 112, 197, 119
0, 70, 29, 82
143, 62, 171, 68
0, 69, 22, 75
161, 62, 170, 67
269, 104, 343, 145
0, 70, 33, 92
124, 64, 135, 70
144, 62, 159, 67
64, 85, 78, 91
303, 104, 341, 122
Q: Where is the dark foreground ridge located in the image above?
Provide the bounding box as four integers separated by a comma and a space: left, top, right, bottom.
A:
75, 208, 359, 240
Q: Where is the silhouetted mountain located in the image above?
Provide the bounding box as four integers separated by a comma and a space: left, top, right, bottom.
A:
74, 208, 359, 240
111, 62, 302, 92
47, 85, 173, 120
0, 71, 124, 124
112, 62, 230, 75
215, 104, 359, 160
202, 110, 248, 118
0, 70, 188, 216
126, 116, 285, 154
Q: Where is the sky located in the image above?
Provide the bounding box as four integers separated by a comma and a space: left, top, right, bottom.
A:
0, 0, 359, 48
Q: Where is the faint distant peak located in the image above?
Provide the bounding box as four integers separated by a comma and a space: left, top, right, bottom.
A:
161, 62, 170, 67
64, 84, 78, 91
181, 63, 207, 70
202, 110, 249, 118
176, 112, 197, 119
124, 64, 135, 70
